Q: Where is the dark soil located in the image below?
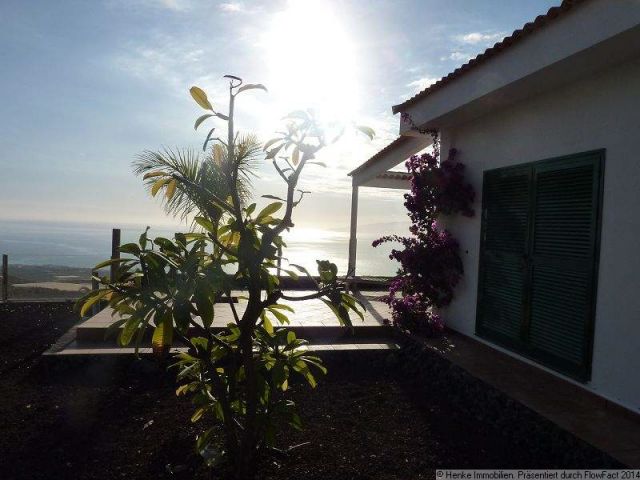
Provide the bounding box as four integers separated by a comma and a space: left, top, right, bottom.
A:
0, 302, 79, 373
0, 303, 614, 480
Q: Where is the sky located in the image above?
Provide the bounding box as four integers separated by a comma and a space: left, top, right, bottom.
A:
0, 0, 561, 238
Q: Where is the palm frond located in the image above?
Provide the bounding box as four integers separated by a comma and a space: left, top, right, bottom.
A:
133, 134, 260, 224
133, 147, 227, 222
234, 133, 261, 185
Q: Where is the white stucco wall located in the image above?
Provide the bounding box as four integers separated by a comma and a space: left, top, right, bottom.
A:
438, 55, 640, 413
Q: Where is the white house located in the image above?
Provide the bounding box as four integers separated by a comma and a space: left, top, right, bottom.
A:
348, 0, 640, 414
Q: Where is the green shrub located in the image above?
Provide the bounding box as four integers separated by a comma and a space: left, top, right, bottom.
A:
78, 75, 372, 478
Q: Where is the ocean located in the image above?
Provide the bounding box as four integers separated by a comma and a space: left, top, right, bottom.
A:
0, 219, 407, 277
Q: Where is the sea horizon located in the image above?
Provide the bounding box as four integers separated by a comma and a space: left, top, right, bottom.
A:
0, 218, 408, 277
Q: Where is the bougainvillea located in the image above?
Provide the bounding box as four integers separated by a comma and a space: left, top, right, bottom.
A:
374, 143, 475, 335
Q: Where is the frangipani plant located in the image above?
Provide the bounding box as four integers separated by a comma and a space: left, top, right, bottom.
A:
78, 74, 373, 478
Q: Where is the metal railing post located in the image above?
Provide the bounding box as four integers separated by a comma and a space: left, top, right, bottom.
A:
91, 269, 99, 316
1, 255, 7, 302
110, 228, 121, 283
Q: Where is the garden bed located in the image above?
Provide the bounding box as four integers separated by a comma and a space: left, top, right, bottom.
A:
0, 303, 619, 480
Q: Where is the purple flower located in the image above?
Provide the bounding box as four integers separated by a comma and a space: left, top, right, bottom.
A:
373, 148, 475, 337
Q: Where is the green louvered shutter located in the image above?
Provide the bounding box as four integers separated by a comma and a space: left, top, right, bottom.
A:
527, 154, 603, 380
476, 166, 531, 348
477, 151, 603, 381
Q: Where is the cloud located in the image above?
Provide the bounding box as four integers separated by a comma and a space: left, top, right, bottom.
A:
456, 31, 505, 45
440, 31, 506, 65
219, 2, 243, 12
106, 0, 191, 11
407, 76, 439, 93
158, 0, 189, 9
113, 39, 206, 89
445, 51, 474, 62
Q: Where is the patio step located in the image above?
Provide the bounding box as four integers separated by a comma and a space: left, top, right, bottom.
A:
75, 323, 391, 343
46, 292, 396, 358
44, 340, 399, 358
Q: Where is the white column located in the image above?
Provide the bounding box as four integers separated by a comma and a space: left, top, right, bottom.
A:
347, 184, 359, 278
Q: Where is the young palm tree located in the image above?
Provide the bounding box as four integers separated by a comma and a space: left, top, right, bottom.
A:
132, 133, 261, 225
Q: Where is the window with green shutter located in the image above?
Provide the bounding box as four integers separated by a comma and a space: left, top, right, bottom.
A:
476, 151, 604, 381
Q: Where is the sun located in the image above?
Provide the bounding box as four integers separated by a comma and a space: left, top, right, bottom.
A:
262, 0, 361, 124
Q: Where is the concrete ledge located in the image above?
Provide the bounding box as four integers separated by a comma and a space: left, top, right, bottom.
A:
75, 324, 392, 343
44, 342, 399, 360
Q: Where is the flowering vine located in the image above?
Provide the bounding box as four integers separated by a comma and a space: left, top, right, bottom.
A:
373, 137, 475, 336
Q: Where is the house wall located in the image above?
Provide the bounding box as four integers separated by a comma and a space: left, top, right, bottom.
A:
438, 55, 640, 413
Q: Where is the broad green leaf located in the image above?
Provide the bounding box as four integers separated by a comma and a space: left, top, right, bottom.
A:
356, 125, 375, 140
190, 86, 213, 111
191, 406, 207, 422
79, 289, 110, 317
269, 303, 294, 313
245, 203, 256, 216
195, 285, 214, 328
256, 202, 282, 221
262, 138, 280, 151
283, 269, 299, 280
139, 227, 150, 249
92, 257, 134, 270
119, 316, 141, 346
173, 301, 192, 332
321, 298, 353, 328
237, 83, 267, 94
261, 194, 285, 201
262, 314, 274, 334
267, 308, 289, 325
196, 428, 215, 455
289, 263, 310, 276
118, 243, 140, 255
316, 260, 338, 283
265, 144, 283, 160
306, 357, 328, 375
291, 147, 300, 166
176, 383, 195, 396
152, 314, 173, 350
194, 113, 214, 130
195, 216, 214, 232
203, 127, 216, 152
103, 317, 128, 341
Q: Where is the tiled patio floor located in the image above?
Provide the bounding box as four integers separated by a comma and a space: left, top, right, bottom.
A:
81, 290, 390, 329
46, 291, 395, 354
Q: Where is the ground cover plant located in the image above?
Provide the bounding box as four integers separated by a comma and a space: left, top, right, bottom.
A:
78, 75, 373, 478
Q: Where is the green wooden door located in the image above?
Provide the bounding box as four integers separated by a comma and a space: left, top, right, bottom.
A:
476, 151, 604, 381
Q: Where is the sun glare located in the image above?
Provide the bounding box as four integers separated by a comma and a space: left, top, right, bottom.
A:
262, 0, 360, 124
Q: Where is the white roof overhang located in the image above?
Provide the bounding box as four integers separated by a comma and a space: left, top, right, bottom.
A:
397, 0, 640, 132
349, 135, 431, 188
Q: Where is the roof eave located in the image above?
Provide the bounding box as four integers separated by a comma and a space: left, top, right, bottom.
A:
391, 0, 587, 114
